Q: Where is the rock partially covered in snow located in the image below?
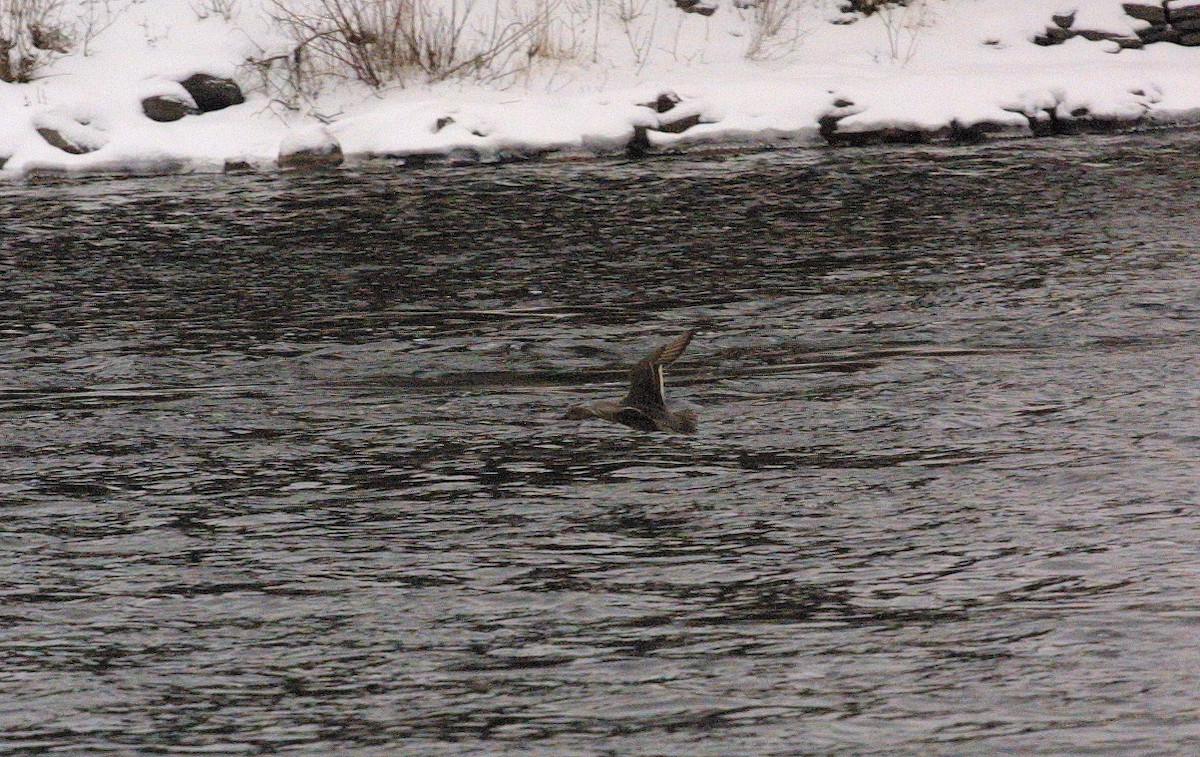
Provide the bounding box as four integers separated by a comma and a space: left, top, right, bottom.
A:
1121, 1, 1200, 45
278, 127, 344, 170
627, 92, 712, 156
33, 114, 108, 155
141, 74, 243, 122
1034, 6, 1146, 49
1168, 0, 1200, 22
1169, 0, 1200, 45
142, 95, 200, 122
1123, 2, 1167, 24
674, 0, 718, 16
180, 74, 245, 113
641, 91, 682, 114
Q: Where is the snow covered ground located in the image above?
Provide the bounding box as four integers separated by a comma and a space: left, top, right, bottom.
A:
2, 0, 1200, 177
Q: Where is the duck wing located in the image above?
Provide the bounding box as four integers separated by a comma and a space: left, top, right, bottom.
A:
622, 330, 695, 409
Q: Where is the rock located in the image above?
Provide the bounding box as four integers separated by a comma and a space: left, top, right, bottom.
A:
1174, 15, 1200, 29
1004, 103, 1145, 137
1123, 2, 1168, 24
1178, 30, 1200, 43
34, 116, 107, 155
821, 124, 931, 147
279, 140, 344, 170
1076, 28, 1132, 42
1038, 23, 1142, 49
627, 125, 652, 158
445, 147, 482, 165
948, 119, 1006, 143
142, 95, 200, 122
1063, 114, 1145, 134
626, 114, 704, 157
657, 111, 703, 134
673, 0, 717, 14
1137, 24, 1180, 42
278, 128, 344, 170
841, 0, 900, 14
1167, 0, 1200, 23
1047, 25, 1076, 41
817, 98, 860, 143
641, 91, 681, 113
1052, 11, 1076, 28
180, 73, 245, 113
626, 96, 708, 155
123, 157, 190, 176
999, 105, 1055, 137
1073, 28, 1144, 48
36, 127, 94, 155
1026, 112, 1058, 137
1034, 25, 1076, 45
430, 116, 486, 137
223, 159, 255, 173
141, 74, 243, 122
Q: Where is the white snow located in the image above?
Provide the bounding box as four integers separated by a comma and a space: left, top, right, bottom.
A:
1, 0, 1199, 177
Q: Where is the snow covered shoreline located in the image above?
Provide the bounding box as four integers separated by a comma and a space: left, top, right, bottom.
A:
3, 0, 1200, 179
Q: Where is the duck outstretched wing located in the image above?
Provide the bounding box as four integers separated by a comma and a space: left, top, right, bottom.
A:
623, 330, 695, 409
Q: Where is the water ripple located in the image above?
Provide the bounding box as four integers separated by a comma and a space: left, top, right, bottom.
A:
2, 132, 1200, 755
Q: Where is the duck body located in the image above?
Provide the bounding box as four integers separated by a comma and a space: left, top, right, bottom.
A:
563, 330, 698, 434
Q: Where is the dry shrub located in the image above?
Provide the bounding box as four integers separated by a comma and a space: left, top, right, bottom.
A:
743, 0, 811, 60
268, 0, 545, 89
0, 0, 69, 81
876, 0, 936, 63
520, 0, 581, 62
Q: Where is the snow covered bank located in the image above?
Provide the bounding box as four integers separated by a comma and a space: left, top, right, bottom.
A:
3, 0, 1200, 178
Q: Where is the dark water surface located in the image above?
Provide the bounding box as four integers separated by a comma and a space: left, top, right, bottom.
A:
2, 133, 1199, 755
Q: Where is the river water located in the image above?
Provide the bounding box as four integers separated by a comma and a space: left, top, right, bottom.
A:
1, 132, 1199, 755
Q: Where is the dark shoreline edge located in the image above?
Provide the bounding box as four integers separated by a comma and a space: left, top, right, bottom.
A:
6, 110, 1200, 184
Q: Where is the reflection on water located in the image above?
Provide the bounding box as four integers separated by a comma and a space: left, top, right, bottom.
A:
2, 133, 1200, 755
